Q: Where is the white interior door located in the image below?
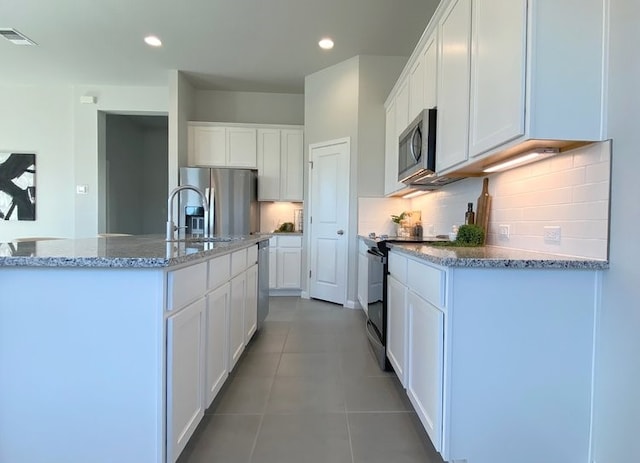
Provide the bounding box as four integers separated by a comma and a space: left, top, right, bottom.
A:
309, 138, 350, 305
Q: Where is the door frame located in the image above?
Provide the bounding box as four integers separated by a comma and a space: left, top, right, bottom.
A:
305, 137, 351, 306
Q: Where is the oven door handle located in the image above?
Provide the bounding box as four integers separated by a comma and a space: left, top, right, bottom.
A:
366, 248, 386, 264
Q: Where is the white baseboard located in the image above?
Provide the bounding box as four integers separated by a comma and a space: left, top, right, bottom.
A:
300, 291, 310, 300
344, 299, 357, 309
268, 289, 301, 297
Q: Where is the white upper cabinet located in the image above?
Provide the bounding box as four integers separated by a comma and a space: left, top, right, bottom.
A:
409, 54, 425, 122
257, 129, 281, 200
280, 129, 304, 201
385, 0, 607, 176
423, 35, 438, 111
227, 127, 257, 167
188, 123, 257, 168
436, 0, 472, 173
395, 79, 410, 137
257, 127, 304, 202
469, 0, 527, 157
457, 0, 607, 171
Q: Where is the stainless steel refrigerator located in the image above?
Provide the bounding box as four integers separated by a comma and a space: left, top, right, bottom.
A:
178, 167, 259, 236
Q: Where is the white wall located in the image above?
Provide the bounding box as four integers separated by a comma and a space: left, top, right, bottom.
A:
73, 85, 168, 238
304, 56, 360, 302
0, 85, 75, 242
193, 90, 304, 125
357, 55, 407, 197
593, 0, 640, 461
304, 55, 407, 306
169, 71, 195, 192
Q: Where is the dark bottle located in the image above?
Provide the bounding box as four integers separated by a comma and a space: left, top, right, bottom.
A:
465, 202, 475, 225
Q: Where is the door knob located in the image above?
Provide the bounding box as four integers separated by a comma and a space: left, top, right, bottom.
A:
337, 229, 344, 235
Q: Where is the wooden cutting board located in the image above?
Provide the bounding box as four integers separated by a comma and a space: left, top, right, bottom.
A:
476, 178, 491, 243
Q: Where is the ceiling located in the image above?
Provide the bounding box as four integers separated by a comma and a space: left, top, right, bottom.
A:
0, 0, 440, 94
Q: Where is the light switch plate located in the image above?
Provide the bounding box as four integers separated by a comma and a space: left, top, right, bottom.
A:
499, 224, 510, 240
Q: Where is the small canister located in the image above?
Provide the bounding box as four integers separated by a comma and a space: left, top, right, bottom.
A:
413, 222, 423, 238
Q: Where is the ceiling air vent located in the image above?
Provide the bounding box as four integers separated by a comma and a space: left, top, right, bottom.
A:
0, 28, 37, 46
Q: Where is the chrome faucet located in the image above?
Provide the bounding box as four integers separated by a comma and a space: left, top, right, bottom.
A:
166, 185, 209, 241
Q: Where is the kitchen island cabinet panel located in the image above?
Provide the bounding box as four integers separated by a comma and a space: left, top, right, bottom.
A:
167, 297, 206, 463
245, 264, 258, 343
0, 236, 266, 463
0, 268, 166, 463
229, 271, 246, 370
205, 282, 230, 407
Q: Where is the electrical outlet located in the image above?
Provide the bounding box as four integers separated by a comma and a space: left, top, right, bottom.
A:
544, 226, 561, 242
499, 224, 510, 240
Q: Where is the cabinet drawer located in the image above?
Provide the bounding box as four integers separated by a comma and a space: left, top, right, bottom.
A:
389, 252, 408, 284
167, 262, 207, 311
247, 245, 258, 266
407, 259, 444, 307
231, 248, 247, 277
208, 254, 230, 290
277, 235, 302, 248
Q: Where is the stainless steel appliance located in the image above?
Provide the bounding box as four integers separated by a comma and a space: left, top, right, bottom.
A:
178, 167, 259, 236
257, 240, 270, 329
398, 107, 462, 188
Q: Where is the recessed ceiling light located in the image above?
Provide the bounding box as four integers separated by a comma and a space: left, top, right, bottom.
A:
318, 38, 334, 50
144, 35, 162, 47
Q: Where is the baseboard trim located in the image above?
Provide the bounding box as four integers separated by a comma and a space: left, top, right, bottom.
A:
269, 289, 302, 297
300, 291, 310, 300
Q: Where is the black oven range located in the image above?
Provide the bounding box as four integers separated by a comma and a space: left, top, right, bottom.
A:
364, 236, 442, 371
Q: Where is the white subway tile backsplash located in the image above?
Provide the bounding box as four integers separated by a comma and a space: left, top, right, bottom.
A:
572, 182, 610, 203
413, 141, 610, 259
357, 142, 610, 259
585, 162, 611, 183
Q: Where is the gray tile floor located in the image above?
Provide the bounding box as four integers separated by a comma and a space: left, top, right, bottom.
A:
177, 297, 444, 463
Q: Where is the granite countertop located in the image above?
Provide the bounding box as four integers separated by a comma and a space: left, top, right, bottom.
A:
0, 234, 269, 269
389, 242, 609, 270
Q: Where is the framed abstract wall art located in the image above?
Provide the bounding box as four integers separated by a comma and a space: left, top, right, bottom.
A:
0, 152, 36, 221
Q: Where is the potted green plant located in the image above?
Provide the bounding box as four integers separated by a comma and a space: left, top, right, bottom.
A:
391, 212, 408, 237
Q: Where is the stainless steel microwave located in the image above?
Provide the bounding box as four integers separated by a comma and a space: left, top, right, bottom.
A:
398, 107, 437, 184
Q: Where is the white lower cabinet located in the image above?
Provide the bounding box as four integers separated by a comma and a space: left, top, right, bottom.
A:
390, 249, 602, 463
205, 283, 230, 407
387, 275, 408, 386
229, 270, 246, 371
167, 243, 260, 462
167, 297, 206, 463
269, 235, 302, 292
407, 290, 444, 453
245, 264, 258, 343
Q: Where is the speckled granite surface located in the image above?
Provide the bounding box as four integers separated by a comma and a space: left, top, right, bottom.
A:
389, 242, 609, 269
0, 235, 269, 268
358, 235, 608, 269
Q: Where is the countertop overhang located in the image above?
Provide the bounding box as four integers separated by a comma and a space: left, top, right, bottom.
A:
0, 234, 270, 268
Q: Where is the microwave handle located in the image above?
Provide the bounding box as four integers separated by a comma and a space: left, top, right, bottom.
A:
410, 126, 421, 162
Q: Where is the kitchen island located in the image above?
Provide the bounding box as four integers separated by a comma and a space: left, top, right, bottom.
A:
0, 234, 268, 463
382, 241, 607, 463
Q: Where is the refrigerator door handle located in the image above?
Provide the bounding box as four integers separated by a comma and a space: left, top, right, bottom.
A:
207, 186, 215, 236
